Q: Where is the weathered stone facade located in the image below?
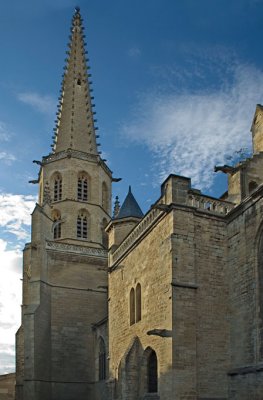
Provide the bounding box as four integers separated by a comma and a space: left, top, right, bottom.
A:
0, 373, 16, 400
12, 7, 263, 400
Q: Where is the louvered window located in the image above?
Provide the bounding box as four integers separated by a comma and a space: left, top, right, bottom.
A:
54, 176, 62, 201
77, 215, 88, 239
78, 175, 88, 201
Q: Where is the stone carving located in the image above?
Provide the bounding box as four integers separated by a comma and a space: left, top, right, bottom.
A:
43, 181, 52, 205
46, 240, 107, 258
43, 149, 98, 164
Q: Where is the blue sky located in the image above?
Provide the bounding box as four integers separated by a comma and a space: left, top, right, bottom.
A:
1, 0, 263, 373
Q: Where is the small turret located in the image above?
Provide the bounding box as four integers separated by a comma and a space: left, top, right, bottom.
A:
117, 186, 144, 219
106, 187, 143, 255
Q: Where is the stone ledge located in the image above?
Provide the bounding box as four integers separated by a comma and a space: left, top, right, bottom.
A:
46, 240, 107, 258
228, 363, 263, 376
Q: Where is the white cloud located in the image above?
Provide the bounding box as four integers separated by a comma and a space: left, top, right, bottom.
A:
0, 151, 16, 165
122, 63, 262, 191
0, 193, 36, 239
17, 92, 56, 115
0, 192, 36, 374
0, 238, 22, 374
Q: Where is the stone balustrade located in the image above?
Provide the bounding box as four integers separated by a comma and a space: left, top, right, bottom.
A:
187, 192, 234, 215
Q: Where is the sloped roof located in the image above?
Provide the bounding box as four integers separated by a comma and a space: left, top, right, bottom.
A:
117, 186, 144, 219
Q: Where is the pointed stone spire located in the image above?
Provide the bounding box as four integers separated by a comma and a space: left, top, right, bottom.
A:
52, 8, 99, 154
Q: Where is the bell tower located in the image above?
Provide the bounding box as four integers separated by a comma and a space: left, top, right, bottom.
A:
38, 7, 112, 244
16, 9, 111, 400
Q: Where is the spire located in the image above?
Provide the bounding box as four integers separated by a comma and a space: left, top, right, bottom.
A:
52, 8, 99, 155
117, 187, 144, 219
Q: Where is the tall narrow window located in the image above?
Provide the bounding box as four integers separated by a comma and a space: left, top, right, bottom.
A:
102, 182, 108, 211
52, 210, 61, 239
135, 283, 141, 322
148, 350, 158, 393
130, 288, 135, 326
78, 173, 88, 201
77, 211, 88, 239
101, 218, 108, 248
54, 174, 62, 201
98, 337, 106, 381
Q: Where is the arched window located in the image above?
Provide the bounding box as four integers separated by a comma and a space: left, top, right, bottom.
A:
77, 210, 88, 239
78, 173, 88, 201
98, 337, 106, 381
101, 218, 108, 248
52, 210, 61, 239
249, 180, 258, 194
102, 182, 108, 211
135, 283, 141, 322
148, 350, 158, 393
53, 173, 62, 201
130, 288, 135, 326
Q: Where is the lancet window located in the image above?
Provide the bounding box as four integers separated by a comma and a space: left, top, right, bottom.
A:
52, 210, 61, 240
77, 210, 88, 239
98, 337, 106, 381
102, 182, 109, 211
130, 288, 135, 326
53, 173, 62, 202
148, 350, 158, 393
101, 218, 108, 248
78, 173, 88, 201
135, 283, 141, 322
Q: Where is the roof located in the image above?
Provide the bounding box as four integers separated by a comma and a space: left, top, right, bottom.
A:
117, 186, 144, 219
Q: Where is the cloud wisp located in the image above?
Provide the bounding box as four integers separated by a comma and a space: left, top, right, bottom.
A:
122, 63, 263, 191
0, 193, 36, 239
17, 92, 56, 115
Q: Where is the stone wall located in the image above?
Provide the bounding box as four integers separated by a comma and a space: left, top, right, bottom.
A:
108, 212, 173, 400
227, 188, 263, 399
0, 373, 16, 400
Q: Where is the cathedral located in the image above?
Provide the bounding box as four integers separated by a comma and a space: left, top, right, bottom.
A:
13, 8, 263, 400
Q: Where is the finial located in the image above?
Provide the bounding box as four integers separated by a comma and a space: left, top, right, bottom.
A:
75, 6, 80, 13
113, 196, 120, 219
128, 185, 132, 193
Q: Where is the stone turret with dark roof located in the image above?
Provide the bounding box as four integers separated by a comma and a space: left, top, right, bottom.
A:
117, 186, 144, 219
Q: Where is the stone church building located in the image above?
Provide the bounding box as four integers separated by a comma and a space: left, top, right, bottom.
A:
13, 8, 263, 400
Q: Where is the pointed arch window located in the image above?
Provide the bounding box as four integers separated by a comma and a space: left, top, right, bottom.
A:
130, 288, 135, 326
78, 173, 88, 201
77, 210, 88, 239
148, 350, 158, 393
102, 182, 109, 211
101, 218, 108, 248
135, 283, 141, 322
98, 337, 106, 381
52, 210, 61, 240
54, 173, 62, 202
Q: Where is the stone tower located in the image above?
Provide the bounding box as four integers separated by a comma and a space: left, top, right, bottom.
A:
15, 8, 111, 400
